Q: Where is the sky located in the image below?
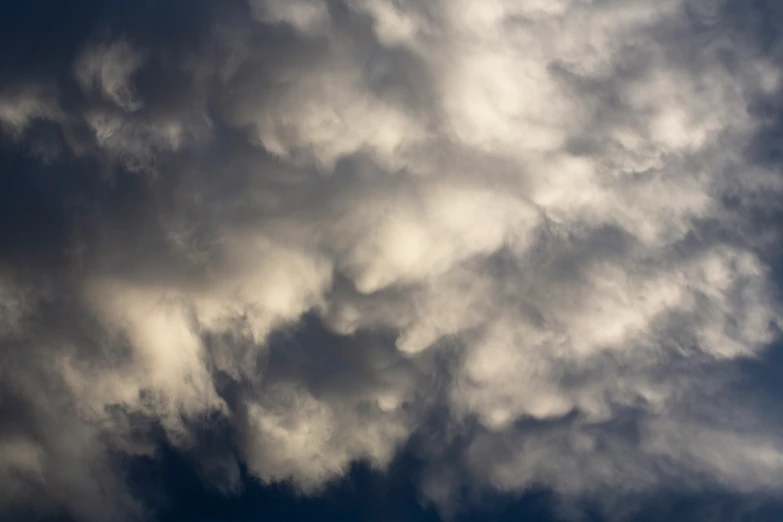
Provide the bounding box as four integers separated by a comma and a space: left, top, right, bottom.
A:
2, 1, 783, 521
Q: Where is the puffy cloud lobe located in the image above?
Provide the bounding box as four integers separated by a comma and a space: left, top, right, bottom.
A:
1, 0, 783, 520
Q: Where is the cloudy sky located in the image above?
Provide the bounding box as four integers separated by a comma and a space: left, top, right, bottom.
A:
3, 1, 783, 521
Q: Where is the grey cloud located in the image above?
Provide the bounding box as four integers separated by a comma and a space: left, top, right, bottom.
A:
1, 0, 783, 520
74, 40, 146, 112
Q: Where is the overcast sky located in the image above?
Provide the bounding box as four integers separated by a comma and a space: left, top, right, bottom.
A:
2, 1, 783, 521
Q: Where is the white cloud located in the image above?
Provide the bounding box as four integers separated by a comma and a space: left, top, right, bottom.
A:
2, 0, 783, 519
250, 0, 332, 36
242, 381, 410, 490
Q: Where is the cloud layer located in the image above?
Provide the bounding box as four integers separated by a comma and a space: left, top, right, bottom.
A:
2, 0, 783, 520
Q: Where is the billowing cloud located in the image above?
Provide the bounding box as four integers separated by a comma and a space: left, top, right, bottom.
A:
1, 0, 783, 520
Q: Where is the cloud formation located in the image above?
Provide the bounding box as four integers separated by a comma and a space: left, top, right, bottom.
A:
2, 0, 783, 520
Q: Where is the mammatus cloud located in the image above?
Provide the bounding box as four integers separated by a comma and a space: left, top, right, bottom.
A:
1, 0, 783, 520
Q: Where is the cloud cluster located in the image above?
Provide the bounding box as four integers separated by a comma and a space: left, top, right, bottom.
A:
2, 0, 783, 519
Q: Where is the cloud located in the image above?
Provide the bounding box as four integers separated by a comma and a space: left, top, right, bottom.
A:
0, 87, 61, 136
74, 40, 146, 112
1, 0, 783, 520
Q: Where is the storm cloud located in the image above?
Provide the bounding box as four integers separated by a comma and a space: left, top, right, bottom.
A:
2, 0, 783, 520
